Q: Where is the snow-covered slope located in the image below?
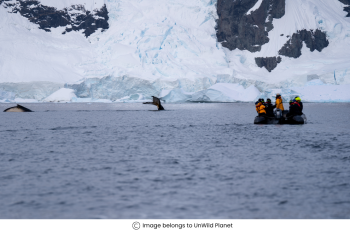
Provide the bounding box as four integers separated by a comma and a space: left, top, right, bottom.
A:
39, 0, 105, 10
0, 0, 350, 103
223, 0, 350, 86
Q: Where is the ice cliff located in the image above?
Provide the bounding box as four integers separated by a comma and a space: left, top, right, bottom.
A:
0, 0, 350, 103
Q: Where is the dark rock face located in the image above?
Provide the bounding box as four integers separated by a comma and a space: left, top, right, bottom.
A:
216, 0, 285, 52
0, 0, 109, 37
339, 0, 350, 17
255, 56, 281, 72
344, 6, 350, 17
278, 29, 329, 58
216, 0, 333, 72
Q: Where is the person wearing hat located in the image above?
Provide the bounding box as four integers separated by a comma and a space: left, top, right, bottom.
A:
265, 98, 274, 117
294, 96, 303, 113
255, 100, 266, 116
275, 93, 284, 111
288, 99, 293, 115
287, 100, 302, 118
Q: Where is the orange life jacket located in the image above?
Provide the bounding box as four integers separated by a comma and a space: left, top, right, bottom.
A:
276, 97, 284, 111
256, 103, 266, 114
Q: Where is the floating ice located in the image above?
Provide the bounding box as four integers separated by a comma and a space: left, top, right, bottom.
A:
0, 99, 12, 103
71, 97, 113, 103
13, 98, 39, 103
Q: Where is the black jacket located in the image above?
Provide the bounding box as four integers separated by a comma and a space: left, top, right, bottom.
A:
265, 103, 274, 117
288, 103, 302, 117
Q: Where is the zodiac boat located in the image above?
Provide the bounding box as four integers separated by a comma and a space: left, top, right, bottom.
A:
254, 109, 307, 125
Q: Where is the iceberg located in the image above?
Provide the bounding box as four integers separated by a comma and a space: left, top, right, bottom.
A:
43, 88, 77, 102
160, 83, 260, 103
190, 83, 260, 102
0, 82, 64, 101
161, 89, 192, 103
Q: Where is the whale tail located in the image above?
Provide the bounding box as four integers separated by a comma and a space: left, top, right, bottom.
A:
143, 96, 165, 110
4, 104, 33, 112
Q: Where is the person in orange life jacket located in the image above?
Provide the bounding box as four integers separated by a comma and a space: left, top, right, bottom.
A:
275, 93, 284, 111
256, 99, 264, 112
255, 100, 266, 116
258, 98, 265, 105
287, 100, 302, 117
265, 98, 274, 117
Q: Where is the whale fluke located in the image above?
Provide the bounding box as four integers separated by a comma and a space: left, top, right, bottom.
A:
143, 96, 165, 110
4, 104, 33, 112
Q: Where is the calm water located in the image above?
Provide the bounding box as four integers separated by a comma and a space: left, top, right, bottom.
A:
0, 103, 350, 219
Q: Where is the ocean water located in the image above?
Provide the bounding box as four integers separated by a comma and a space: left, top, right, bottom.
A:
0, 102, 350, 219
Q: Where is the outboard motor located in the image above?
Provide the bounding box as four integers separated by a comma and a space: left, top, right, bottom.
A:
274, 109, 282, 119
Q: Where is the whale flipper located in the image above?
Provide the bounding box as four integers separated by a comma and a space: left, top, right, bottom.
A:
143, 96, 165, 110
4, 104, 33, 112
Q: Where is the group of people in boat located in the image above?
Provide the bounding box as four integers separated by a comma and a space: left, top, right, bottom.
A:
255, 94, 304, 118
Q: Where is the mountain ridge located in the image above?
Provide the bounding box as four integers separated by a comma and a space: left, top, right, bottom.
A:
0, 0, 349, 102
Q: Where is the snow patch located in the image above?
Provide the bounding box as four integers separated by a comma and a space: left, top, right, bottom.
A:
38, 0, 105, 10
246, 0, 263, 15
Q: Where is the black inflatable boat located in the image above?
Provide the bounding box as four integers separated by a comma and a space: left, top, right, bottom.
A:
254, 109, 307, 125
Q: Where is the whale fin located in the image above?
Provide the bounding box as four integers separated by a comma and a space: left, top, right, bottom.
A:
143, 96, 165, 110
4, 104, 33, 112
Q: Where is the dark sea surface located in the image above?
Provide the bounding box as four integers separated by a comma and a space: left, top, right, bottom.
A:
0, 103, 350, 219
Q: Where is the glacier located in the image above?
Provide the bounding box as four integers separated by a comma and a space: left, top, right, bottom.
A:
0, 0, 350, 103
43, 88, 77, 102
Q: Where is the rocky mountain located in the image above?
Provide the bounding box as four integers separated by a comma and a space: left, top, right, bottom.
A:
215, 0, 334, 72
0, 0, 108, 37
0, 0, 349, 103
216, 0, 286, 53
339, 0, 350, 16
